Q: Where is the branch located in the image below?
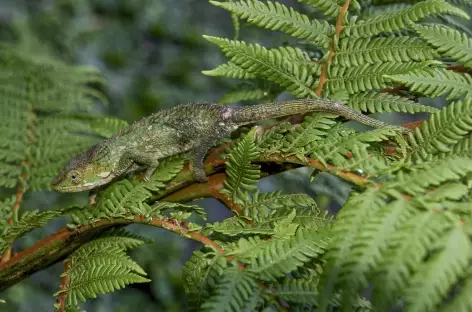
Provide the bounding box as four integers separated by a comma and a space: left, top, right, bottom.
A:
315, 0, 351, 96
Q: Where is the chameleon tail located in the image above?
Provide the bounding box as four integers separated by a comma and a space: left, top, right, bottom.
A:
232, 98, 403, 131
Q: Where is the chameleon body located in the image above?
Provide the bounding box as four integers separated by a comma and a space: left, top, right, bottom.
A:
51, 99, 405, 192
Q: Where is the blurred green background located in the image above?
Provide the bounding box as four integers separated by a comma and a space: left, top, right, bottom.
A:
0, 1, 327, 311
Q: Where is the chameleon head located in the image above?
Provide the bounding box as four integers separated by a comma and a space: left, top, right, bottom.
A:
51, 145, 117, 193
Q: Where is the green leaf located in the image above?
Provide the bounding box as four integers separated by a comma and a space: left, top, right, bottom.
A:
343, 0, 469, 38
347, 92, 438, 114
202, 62, 257, 79
385, 67, 472, 100
327, 61, 435, 94
333, 36, 438, 67
211, 0, 333, 48
203, 36, 319, 98
201, 266, 258, 312
413, 24, 472, 69
298, 0, 340, 18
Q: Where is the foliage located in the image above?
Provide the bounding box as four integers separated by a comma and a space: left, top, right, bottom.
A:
1, 0, 472, 311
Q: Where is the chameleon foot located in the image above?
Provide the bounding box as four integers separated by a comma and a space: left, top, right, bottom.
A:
193, 168, 208, 183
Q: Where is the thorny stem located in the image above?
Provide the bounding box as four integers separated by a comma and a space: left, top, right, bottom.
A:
315, 0, 351, 96
56, 259, 71, 312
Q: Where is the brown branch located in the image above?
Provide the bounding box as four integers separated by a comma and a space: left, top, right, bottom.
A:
56, 259, 71, 312
315, 0, 351, 96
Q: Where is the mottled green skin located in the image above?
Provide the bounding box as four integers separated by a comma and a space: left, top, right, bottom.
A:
52, 99, 406, 192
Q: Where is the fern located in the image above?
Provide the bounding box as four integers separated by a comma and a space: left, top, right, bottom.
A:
333, 36, 439, 67
203, 36, 319, 97
211, 0, 333, 48
347, 91, 438, 113
202, 62, 257, 79
327, 61, 436, 94
248, 227, 327, 281
201, 266, 259, 312
220, 129, 261, 204
385, 66, 472, 100
55, 229, 150, 306
407, 97, 472, 161
298, 0, 340, 18
343, 0, 469, 38
413, 24, 472, 68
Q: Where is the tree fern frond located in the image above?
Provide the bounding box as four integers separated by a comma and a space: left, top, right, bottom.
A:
207, 216, 274, 236
298, 0, 340, 18
202, 62, 257, 79
218, 87, 268, 104
64, 263, 149, 305
249, 227, 327, 281
413, 24, 472, 68
343, 0, 469, 38
183, 251, 229, 310
385, 67, 472, 100
0, 208, 66, 254
360, 3, 412, 19
327, 61, 436, 94
281, 113, 339, 155
57, 229, 150, 306
272, 277, 318, 305
220, 129, 260, 204
201, 266, 258, 312
211, 0, 333, 48
407, 98, 472, 161
372, 210, 454, 310
203, 36, 319, 97
333, 36, 439, 67
404, 220, 472, 312
440, 268, 472, 312
308, 126, 404, 173
383, 156, 472, 195
317, 188, 388, 310
348, 92, 438, 114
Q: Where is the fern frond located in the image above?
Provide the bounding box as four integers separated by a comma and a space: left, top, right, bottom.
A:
202, 62, 257, 79
211, 0, 333, 48
208, 216, 274, 236
385, 67, 472, 100
0, 209, 67, 254
404, 220, 472, 312
348, 92, 438, 114
333, 37, 439, 67
371, 210, 453, 310
327, 61, 435, 94
298, 0, 340, 18
343, 0, 469, 38
413, 24, 472, 68
383, 156, 472, 195
203, 36, 319, 97
218, 87, 268, 104
249, 227, 327, 281
440, 268, 472, 312
64, 262, 149, 305
317, 188, 388, 310
272, 277, 318, 305
281, 113, 338, 154
201, 266, 258, 312
407, 98, 472, 161
220, 129, 260, 204
57, 229, 150, 306
183, 251, 229, 310
308, 127, 404, 173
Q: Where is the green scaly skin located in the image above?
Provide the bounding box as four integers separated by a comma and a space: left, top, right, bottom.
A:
51, 98, 408, 192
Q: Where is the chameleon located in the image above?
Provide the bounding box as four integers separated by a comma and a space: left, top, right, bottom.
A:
51, 98, 408, 192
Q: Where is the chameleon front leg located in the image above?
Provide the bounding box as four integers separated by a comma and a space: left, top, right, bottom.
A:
192, 122, 235, 182
118, 150, 159, 182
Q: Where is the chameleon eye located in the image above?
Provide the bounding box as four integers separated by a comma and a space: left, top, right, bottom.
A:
70, 171, 80, 183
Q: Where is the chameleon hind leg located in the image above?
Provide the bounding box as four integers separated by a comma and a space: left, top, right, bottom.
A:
192, 122, 236, 182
